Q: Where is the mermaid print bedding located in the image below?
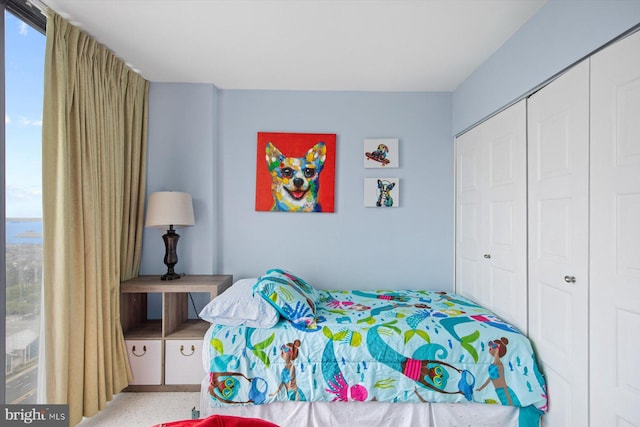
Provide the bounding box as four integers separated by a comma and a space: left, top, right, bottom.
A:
203, 290, 547, 425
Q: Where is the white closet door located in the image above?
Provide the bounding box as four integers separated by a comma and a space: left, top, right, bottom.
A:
456, 124, 484, 300
481, 100, 527, 332
590, 30, 640, 427
456, 100, 527, 333
528, 60, 589, 427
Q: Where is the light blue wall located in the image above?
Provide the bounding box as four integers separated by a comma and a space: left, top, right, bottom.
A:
219, 90, 453, 290
141, 83, 221, 317
142, 87, 454, 295
453, 0, 640, 135
141, 83, 221, 277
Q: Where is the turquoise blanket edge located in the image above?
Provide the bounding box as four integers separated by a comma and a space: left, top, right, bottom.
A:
519, 405, 543, 427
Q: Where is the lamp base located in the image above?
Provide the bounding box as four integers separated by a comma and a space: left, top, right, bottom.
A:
161, 271, 181, 281
161, 227, 182, 281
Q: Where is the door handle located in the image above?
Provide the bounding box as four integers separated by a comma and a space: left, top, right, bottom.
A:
564, 275, 576, 283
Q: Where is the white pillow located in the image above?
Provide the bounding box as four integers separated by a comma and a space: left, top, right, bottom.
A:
199, 278, 279, 328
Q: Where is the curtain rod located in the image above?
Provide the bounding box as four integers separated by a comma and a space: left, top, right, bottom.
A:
26, 0, 47, 15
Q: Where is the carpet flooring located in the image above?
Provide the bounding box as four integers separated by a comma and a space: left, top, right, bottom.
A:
77, 392, 200, 427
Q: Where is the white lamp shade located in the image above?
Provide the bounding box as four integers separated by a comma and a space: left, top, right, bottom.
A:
145, 191, 195, 228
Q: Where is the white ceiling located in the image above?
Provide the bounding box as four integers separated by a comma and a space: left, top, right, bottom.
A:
39, 0, 547, 92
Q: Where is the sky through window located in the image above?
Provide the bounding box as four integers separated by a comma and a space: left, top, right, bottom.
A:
5, 11, 45, 219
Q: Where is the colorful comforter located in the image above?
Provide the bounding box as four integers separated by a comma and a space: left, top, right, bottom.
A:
202, 290, 547, 424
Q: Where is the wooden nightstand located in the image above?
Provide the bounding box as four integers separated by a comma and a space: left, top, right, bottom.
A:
120, 274, 233, 391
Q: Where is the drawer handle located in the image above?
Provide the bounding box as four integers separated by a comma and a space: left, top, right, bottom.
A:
483, 254, 491, 259
180, 345, 196, 357
564, 275, 576, 283
131, 345, 147, 357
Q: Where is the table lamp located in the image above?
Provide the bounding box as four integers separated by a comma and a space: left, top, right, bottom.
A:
145, 191, 195, 280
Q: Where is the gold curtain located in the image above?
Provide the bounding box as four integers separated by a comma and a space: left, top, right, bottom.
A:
41, 12, 148, 425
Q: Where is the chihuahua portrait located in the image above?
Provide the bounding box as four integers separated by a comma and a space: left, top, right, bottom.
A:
265, 141, 327, 212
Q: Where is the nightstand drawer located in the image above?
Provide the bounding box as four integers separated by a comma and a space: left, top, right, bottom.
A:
126, 340, 162, 385
164, 339, 203, 385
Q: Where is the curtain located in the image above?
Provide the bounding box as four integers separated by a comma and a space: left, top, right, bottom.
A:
41, 12, 148, 425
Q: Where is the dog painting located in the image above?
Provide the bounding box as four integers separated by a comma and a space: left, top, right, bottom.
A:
255, 132, 336, 213
364, 138, 399, 168
364, 177, 400, 208
375, 179, 395, 207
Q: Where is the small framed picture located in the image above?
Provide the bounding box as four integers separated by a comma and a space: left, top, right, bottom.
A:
364, 178, 400, 208
364, 138, 399, 168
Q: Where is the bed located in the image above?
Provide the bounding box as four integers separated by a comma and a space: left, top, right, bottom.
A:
198, 271, 547, 427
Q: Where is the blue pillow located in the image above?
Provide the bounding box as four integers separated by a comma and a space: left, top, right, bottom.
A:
266, 268, 319, 301
254, 269, 318, 331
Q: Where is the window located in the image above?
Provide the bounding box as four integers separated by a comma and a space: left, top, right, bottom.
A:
3, 2, 45, 404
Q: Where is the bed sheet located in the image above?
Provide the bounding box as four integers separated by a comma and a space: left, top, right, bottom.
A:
199, 394, 522, 427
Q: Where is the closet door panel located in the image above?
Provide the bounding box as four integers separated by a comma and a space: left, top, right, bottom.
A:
455, 100, 527, 333
590, 30, 640, 427
456, 125, 485, 301
483, 100, 527, 332
528, 60, 589, 427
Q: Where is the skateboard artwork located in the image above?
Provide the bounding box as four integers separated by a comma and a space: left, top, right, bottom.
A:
365, 144, 390, 166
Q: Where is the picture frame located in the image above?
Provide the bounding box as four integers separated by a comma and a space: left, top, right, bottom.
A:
363, 138, 399, 168
364, 177, 399, 208
255, 132, 336, 213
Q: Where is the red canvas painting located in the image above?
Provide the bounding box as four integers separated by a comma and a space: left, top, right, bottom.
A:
255, 132, 336, 212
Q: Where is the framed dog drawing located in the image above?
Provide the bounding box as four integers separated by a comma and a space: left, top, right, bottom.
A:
255, 132, 336, 213
364, 177, 399, 207
364, 138, 399, 168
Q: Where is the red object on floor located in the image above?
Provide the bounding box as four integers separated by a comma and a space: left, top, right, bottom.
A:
153, 414, 279, 427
